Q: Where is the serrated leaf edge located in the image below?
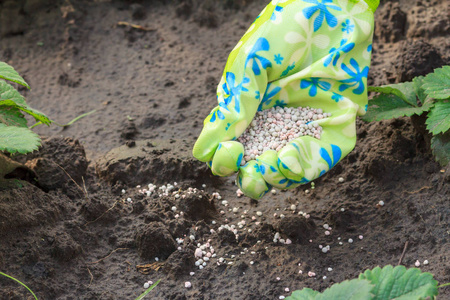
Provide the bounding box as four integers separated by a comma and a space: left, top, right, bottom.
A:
0, 125, 41, 154
422, 65, 450, 100
425, 101, 450, 135
431, 134, 450, 167
0, 62, 30, 89
359, 265, 439, 300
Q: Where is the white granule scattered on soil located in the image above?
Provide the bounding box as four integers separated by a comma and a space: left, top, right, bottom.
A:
308, 271, 316, 277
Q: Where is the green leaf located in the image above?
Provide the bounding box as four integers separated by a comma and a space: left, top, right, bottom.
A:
412, 76, 428, 105
422, 65, 450, 100
369, 82, 418, 106
431, 132, 450, 167
134, 279, 160, 300
0, 124, 41, 154
0, 107, 27, 127
0, 62, 30, 89
359, 265, 438, 300
286, 279, 373, 300
287, 288, 319, 300
0, 81, 51, 125
426, 100, 450, 135
362, 94, 431, 122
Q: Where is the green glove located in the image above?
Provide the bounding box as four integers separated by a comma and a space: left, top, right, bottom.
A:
193, 0, 379, 199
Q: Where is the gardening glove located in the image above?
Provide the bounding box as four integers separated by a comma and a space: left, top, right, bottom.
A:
193, 0, 379, 199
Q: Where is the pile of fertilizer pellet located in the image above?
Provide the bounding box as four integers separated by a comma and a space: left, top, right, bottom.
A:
237, 106, 330, 164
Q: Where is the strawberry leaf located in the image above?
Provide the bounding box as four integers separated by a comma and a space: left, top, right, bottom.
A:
0, 107, 27, 127
286, 279, 373, 300
412, 76, 429, 105
359, 265, 438, 300
0, 81, 51, 125
426, 100, 450, 135
431, 132, 450, 166
362, 94, 431, 122
369, 82, 418, 106
0, 62, 30, 89
0, 124, 41, 154
422, 65, 450, 100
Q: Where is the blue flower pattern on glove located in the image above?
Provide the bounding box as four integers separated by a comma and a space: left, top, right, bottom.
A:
300, 78, 331, 97
339, 58, 369, 95
281, 62, 295, 77
302, 0, 341, 32
258, 83, 282, 111
245, 38, 272, 76
271, 5, 283, 21
331, 92, 343, 102
209, 108, 225, 123
319, 144, 342, 176
274, 54, 284, 65
341, 19, 354, 34
260, 164, 266, 174
274, 99, 287, 107
221, 72, 250, 113
324, 38, 355, 67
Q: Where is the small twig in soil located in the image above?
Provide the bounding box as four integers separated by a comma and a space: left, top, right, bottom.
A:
136, 262, 164, 274
82, 176, 89, 197
86, 268, 93, 287
398, 241, 409, 266
54, 162, 87, 197
117, 21, 155, 31
405, 186, 432, 194
88, 248, 129, 265
83, 200, 119, 227
125, 260, 132, 272
61, 0, 75, 19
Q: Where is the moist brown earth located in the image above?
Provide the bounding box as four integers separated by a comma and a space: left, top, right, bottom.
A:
0, 0, 449, 299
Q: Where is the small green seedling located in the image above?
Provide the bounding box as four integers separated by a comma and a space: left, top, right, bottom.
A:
0, 271, 38, 300
134, 279, 161, 300
287, 265, 441, 300
362, 65, 450, 166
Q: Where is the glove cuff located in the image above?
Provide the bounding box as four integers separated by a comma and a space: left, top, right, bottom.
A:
359, 0, 380, 12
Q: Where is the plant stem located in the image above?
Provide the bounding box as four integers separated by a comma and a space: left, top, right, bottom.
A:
30, 109, 96, 129
0, 271, 38, 300
134, 279, 161, 300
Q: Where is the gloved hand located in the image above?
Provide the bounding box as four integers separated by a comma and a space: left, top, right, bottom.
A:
193, 0, 379, 199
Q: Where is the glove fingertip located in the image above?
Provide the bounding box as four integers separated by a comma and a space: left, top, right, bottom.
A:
277, 143, 305, 182
237, 161, 270, 200
193, 136, 218, 162
211, 141, 244, 177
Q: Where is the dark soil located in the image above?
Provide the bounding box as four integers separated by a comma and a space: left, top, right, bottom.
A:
0, 0, 449, 299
